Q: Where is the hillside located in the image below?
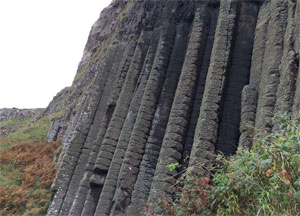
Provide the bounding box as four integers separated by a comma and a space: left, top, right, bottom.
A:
0, 109, 62, 215
0, 108, 43, 137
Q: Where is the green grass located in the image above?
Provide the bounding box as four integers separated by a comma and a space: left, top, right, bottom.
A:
0, 118, 32, 138
0, 118, 31, 128
0, 111, 63, 215
4, 111, 63, 142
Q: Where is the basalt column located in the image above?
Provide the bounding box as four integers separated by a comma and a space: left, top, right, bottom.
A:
255, 0, 288, 133
59, 43, 126, 216
127, 21, 191, 216
189, 0, 238, 170
48, 42, 121, 216
69, 38, 140, 216
148, 4, 210, 204
83, 30, 152, 215
47, 1, 300, 216
273, 0, 299, 128
215, 2, 259, 155
239, 1, 270, 149
92, 28, 161, 216
181, 6, 218, 168
292, 0, 300, 117
109, 23, 176, 215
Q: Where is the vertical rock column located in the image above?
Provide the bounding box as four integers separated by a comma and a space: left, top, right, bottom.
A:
73, 39, 140, 216
93, 28, 161, 216
274, 0, 299, 125
81, 30, 151, 215
181, 7, 218, 167
48, 43, 118, 216
255, 0, 288, 133
59, 43, 126, 216
292, 0, 300, 117
148, 4, 210, 204
126, 21, 191, 216
215, 2, 259, 155
239, 1, 270, 149
189, 0, 238, 169
110, 23, 176, 215
93, 30, 151, 177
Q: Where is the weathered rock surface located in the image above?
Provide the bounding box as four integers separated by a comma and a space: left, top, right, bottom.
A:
0, 108, 43, 122
47, 0, 300, 215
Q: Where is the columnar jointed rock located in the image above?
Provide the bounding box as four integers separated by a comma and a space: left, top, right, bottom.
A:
215, 1, 259, 155
239, 0, 270, 149
93, 28, 161, 216
127, 21, 191, 216
292, 1, 300, 118
70, 39, 139, 216
110, 23, 176, 215
274, 0, 299, 124
148, 4, 210, 203
48, 42, 122, 216
59, 43, 126, 216
93, 30, 151, 176
255, 0, 288, 133
48, 0, 300, 215
181, 7, 218, 169
189, 0, 238, 170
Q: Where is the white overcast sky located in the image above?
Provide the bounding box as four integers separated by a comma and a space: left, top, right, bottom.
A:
0, 0, 112, 109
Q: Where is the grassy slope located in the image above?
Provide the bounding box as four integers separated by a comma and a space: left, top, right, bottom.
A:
0, 118, 33, 143
0, 112, 63, 216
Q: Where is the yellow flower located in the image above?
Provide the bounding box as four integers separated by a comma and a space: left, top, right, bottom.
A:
265, 169, 272, 178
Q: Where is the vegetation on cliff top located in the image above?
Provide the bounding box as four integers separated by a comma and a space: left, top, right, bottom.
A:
0, 112, 62, 216
0, 118, 32, 139
143, 114, 300, 216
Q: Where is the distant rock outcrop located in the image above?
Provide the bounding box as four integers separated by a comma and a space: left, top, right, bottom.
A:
0, 108, 43, 122
46, 0, 300, 215
0, 108, 44, 136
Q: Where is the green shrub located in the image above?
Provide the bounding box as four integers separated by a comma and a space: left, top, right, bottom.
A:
153, 114, 300, 216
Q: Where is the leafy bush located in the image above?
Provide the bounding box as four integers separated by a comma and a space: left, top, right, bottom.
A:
153, 114, 300, 216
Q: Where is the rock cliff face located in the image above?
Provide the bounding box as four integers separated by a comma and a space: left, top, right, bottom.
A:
47, 0, 300, 215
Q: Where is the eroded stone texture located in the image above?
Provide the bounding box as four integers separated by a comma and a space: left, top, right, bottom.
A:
189, 0, 238, 170
93, 28, 161, 216
47, 0, 300, 215
127, 21, 191, 216
181, 7, 218, 169
110, 23, 177, 215
68, 38, 138, 216
215, 1, 260, 155
255, 0, 288, 133
93, 30, 151, 176
239, 0, 270, 149
148, 4, 211, 205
